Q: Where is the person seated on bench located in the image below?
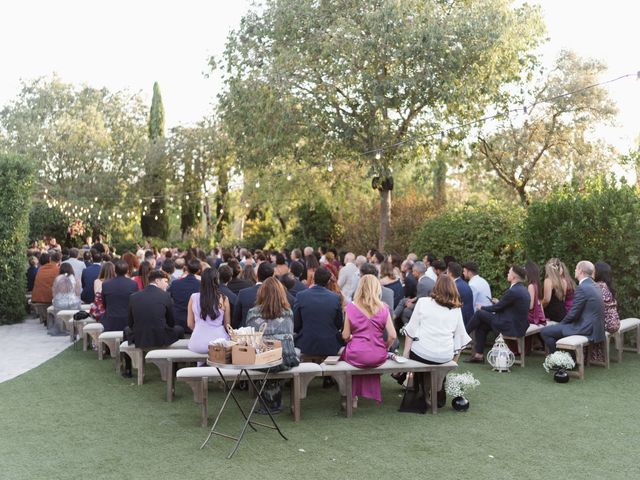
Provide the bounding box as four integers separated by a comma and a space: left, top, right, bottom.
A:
49, 263, 82, 336
102, 260, 138, 333
246, 277, 300, 414
340, 274, 396, 410
32, 251, 60, 305
123, 270, 184, 377
398, 275, 471, 413
465, 265, 530, 363
540, 261, 605, 353
187, 267, 231, 354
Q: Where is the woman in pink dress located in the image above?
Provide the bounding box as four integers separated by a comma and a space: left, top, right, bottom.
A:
187, 268, 230, 354
340, 274, 397, 408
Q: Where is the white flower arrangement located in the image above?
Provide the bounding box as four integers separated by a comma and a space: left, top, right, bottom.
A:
543, 351, 576, 373
445, 372, 480, 398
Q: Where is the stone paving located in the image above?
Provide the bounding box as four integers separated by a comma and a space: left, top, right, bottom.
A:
0, 317, 71, 383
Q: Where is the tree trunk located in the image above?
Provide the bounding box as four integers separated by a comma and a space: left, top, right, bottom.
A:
378, 187, 391, 252
516, 184, 530, 205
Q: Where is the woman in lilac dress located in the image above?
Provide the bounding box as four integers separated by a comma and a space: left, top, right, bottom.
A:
340, 274, 397, 408
187, 268, 230, 354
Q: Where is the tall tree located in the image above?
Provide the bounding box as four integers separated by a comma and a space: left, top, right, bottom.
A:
217, 0, 545, 250
141, 82, 168, 238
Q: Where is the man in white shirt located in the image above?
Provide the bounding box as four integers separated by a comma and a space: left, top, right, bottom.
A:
463, 261, 492, 310
62, 248, 86, 280
424, 253, 438, 282
337, 252, 359, 302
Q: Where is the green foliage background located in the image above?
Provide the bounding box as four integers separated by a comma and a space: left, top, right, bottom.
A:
28, 204, 68, 244
0, 153, 34, 324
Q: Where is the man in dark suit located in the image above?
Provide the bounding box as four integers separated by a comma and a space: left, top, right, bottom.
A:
293, 267, 343, 357
289, 261, 308, 296
448, 262, 474, 327
168, 259, 201, 333
217, 265, 238, 318
540, 261, 605, 352
465, 264, 530, 362
101, 260, 138, 332
227, 258, 253, 295
80, 252, 102, 303
126, 270, 184, 349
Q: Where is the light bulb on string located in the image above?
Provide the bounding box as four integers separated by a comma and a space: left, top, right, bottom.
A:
44, 188, 48, 194
138, 199, 142, 204
327, 164, 334, 172
375, 150, 382, 160
159, 209, 163, 214
245, 202, 250, 208
151, 197, 156, 203
94, 197, 98, 202
154, 215, 158, 220
255, 181, 260, 188
286, 174, 292, 181
185, 194, 190, 200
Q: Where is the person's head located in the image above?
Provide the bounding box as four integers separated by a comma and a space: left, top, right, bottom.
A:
443, 255, 456, 268
290, 261, 304, 281
423, 253, 436, 266
355, 255, 367, 269
525, 261, 540, 287
228, 258, 241, 278
68, 248, 79, 259
314, 267, 332, 287
174, 257, 185, 271
432, 260, 446, 276
29, 256, 38, 267
148, 270, 169, 291
389, 253, 402, 269
303, 246, 313, 257
187, 259, 202, 276
353, 274, 383, 317
121, 252, 139, 276
575, 260, 595, 282
305, 254, 320, 270
278, 273, 295, 291
372, 251, 384, 265
199, 267, 221, 321
344, 252, 355, 265
412, 261, 427, 279
59, 263, 74, 277
98, 261, 115, 281
401, 259, 414, 274
380, 261, 396, 280
257, 262, 275, 282
137, 261, 153, 288
447, 262, 462, 279
256, 277, 291, 320
325, 251, 335, 264
359, 262, 379, 278
508, 264, 527, 284
430, 274, 462, 309
291, 248, 302, 261
594, 261, 615, 297
92, 252, 102, 264
39, 252, 50, 266
162, 259, 175, 276
86, 236, 93, 246
462, 261, 478, 280
275, 253, 286, 266
218, 264, 233, 285
407, 253, 418, 262
240, 264, 257, 284
114, 260, 129, 277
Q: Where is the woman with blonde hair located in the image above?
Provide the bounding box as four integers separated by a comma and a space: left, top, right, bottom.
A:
340, 274, 396, 408
542, 258, 569, 322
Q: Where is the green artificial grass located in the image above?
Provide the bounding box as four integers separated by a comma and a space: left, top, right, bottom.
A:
1, 345, 639, 480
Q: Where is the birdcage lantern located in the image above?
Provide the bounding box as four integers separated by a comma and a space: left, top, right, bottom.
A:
486, 334, 515, 372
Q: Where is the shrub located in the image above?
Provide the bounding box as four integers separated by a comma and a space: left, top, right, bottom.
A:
523, 177, 640, 318
411, 202, 525, 292
286, 200, 343, 250
29, 203, 67, 244
0, 153, 34, 324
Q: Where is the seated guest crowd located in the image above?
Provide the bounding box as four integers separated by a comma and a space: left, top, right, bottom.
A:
27, 237, 617, 412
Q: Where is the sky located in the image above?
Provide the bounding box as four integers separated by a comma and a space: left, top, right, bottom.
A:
0, 0, 638, 151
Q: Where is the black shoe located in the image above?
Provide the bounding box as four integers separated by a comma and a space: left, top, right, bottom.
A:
391, 372, 407, 386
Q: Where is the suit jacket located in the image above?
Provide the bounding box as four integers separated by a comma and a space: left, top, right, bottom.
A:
101, 276, 138, 332
560, 277, 605, 342
289, 279, 307, 296
381, 285, 395, 312
455, 277, 475, 327
228, 278, 254, 295
80, 263, 101, 303
403, 273, 417, 298
294, 286, 344, 356
481, 282, 530, 337
168, 274, 200, 330
128, 285, 176, 348
232, 283, 295, 328
220, 284, 237, 321
31, 263, 59, 304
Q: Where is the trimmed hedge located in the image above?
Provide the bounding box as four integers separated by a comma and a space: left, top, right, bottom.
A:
523, 178, 640, 318
29, 203, 67, 244
411, 202, 525, 292
0, 153, 34, 324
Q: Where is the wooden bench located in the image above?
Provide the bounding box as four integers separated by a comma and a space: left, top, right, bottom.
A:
119, 339, 192, 385
97, 331, 123, 372
176, 363, 323, 426
320, 359, 458, 417
503, 323, 547, 367
145, 350, 209, 401
614, 318, 640, 361
82, 322, 104, 351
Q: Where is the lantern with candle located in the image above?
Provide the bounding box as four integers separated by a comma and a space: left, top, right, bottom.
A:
486, 334, 515, 372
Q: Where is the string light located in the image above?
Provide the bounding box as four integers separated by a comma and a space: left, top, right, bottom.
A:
255, 181, 260, 188
286, 174, 292, 181
375, 150, 381, 160
327, 164, 333, 172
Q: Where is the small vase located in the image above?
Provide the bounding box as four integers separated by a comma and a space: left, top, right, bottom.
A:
553, 369, 570, 383
451, 396, 469, 412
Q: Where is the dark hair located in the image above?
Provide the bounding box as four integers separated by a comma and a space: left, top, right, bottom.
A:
218, 265, 233, 284
432, 260, 446, 273
510, 264, 527, 282
594, 261, 615, 299
257, 262, 274, 282
373, 251, 385, 264
98, 261, 115, 281
256, 277, 290, 320
359, 262, 378, 278
199, 267, 221, 321
137, 261, 153, 288
148, 270, 168, 283
187, 259, 202, 275
279, 273, 295, 291
425, 253, 436, 264
60, 263, 74, 277
121, 252, 139, 276
50, 251, 61, 263
144, 250, 154, 260
443, 255, 457, 268
240, 264, 257, 284
228, 258, 241, 278
462, 261, 478, 274
431, 275, 462, 309
162, 259, 175, 275
40, 252, 51, 265
314, 267, 332, 287
69, 248, 79, 259
305, 254, 320, 270
92, 252, 102, 263
525, 261, 540, 288
380, 261, 396, 279
114, 260, 129, 276
275, 253, 286, 266
448, 261, 462, 278
290, 260, 304, 279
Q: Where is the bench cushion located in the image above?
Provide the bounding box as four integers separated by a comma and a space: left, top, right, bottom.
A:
145, 349, 208, 361
557, 335, 590, 347
320, 359, 457, 375
169, 339, 190, 349
99, 331, 123, 341
83, 323, 104, 333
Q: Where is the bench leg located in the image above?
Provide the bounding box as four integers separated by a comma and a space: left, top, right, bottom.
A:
291, 374, 301, 422
98, 340, 104, 360
114, 343, 121, 374
167, 365, 175, 402
614, 332, 622, 362
83, 330, 89, 351
430, 372, 439, 415
518, 338, 525, 367
345, 373, 353, 418
576, 347, 585, 381
604, 339, 610, 369
201, 378, 208, 427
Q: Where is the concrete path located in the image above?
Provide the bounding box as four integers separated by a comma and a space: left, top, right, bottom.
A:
0, 317, 71, 383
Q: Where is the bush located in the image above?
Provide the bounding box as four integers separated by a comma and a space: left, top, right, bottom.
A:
0, 153, 34, 324
411, 202, 525, 292
29, 203, 67, 244
286, 200, 343, 250
523, 177, 640, 318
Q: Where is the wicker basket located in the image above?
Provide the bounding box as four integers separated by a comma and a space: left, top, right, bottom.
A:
226, 323, 267, 348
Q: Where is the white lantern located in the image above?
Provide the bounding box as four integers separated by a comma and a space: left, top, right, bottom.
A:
486, 334, 515, 373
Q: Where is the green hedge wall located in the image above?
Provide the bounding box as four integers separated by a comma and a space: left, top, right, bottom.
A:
411, 202, 525, 292
0, 153, 34, 324
523, 178, 640, 318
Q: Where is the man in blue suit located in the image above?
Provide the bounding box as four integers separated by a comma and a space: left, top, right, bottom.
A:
540, 260, 605, 352
448, 262, 474, 327
80, 252, 102, 303
101, 260, 138, 332
293, 267, 344, 357
168, 259, 201, 333
465, 265, 530, 363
